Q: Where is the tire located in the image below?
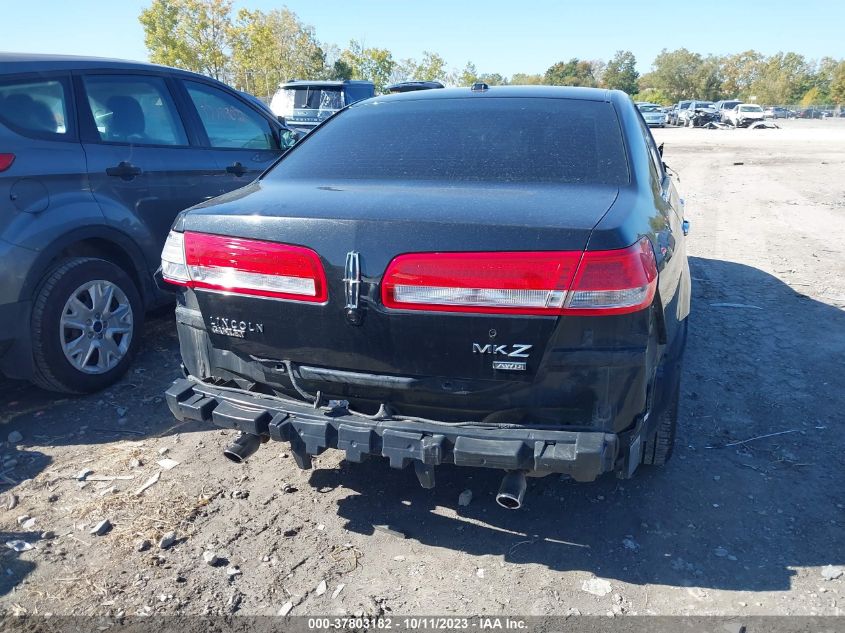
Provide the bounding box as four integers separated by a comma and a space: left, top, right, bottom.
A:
30, 257, 143, 394
641, 373, 679, 466
641, 320, 686, 467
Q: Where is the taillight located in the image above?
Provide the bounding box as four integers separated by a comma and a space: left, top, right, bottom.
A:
382, 251, 581, 315
160, 231, 327, 303
0, 154, 15, 172
564, 237, 657, 316
381, 237, 657, 316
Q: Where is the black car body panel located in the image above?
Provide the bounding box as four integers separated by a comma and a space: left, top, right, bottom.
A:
164, 86, 691, 486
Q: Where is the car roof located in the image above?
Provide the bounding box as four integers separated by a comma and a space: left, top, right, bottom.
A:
364, 85, 616, 104
280, 80, 373, 87
0, 52, 200, 76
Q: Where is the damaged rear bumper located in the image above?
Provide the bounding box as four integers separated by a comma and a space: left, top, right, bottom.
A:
166, 377, 643, 482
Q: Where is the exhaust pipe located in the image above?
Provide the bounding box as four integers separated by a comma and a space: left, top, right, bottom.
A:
495, 471, 527, 509
223, 433, 262, 463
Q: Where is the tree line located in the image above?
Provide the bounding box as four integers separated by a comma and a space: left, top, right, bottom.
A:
139, 0, 845, 105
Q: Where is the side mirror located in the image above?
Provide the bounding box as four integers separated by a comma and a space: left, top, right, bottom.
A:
658, 142, 664, 157
277, 116, 286, 125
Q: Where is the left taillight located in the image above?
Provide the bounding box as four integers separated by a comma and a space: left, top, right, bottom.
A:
160, 230, 327, 303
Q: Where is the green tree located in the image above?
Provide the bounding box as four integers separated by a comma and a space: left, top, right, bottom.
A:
228, 8, 324, 96
415, 51, 448, 82
812, 56, 840, 101
478, 73, 508, 86
544, 58, 597, 87
510, 72, 545, 85
800, 86, 821, 107
602, 50, 639, 94
646, 48, 704, 102
329, 59, 354, 81
139, 0, 232, 78
449, 62, 480, 86
830, 61, 845, 104
750, 52, 814, 104
720, 50, 764, 98
692, 55, 724, 101
632, 87, 672, 105
340, 40, 395, 93
390, 58, 418, 83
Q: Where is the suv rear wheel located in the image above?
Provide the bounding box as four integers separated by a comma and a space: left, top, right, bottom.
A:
31, 257, 143, 393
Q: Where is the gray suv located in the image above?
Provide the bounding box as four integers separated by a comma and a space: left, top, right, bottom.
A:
0, 54, 295, 393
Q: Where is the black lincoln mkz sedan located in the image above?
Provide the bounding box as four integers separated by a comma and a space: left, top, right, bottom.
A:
161, 86, 691, 508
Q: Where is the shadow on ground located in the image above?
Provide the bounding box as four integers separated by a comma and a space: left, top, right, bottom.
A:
1, 257, 844, 596
311, 256, 845, 593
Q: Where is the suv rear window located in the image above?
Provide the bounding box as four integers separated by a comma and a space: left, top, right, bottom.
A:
268, 98, 629, 185
0, 78, 69, 138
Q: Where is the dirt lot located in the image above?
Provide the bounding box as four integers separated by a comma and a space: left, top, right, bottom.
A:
1, 118, 844, 618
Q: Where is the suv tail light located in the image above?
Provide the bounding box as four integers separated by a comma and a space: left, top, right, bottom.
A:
161, 231, 327, 302
382, 237, 657, 316
0, 154, 15, 172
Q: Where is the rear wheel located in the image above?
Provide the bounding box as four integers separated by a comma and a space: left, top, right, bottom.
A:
31, 257, 143, 394
641, 372, 679, 466
641, 320, 686, 466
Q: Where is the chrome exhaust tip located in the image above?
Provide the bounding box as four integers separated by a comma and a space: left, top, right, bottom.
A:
495, 471, 527, 509
223, 433, 262, 464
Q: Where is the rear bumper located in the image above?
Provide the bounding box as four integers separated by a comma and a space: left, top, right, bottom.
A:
166, 376, 643, 481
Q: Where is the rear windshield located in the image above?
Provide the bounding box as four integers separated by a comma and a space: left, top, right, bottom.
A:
280, 87, 343, 112
266, 97, 629, 185
638, 104, 661, 112
739, 105, 762, 112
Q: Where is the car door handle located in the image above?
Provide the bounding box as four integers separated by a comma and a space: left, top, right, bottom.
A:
226, 162, 248, 177
105, 161, 142, 180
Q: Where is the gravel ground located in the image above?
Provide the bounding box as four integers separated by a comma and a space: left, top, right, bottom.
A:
0, 118, 844, 618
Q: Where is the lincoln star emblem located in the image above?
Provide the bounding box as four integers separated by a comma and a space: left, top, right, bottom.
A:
343, 251, 364, 325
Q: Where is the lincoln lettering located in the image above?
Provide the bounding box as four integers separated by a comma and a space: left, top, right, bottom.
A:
209, 316, 264, 338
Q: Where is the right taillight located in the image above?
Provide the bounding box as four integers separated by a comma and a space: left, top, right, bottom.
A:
562, 237, 658, 316
381, 237, 657, 317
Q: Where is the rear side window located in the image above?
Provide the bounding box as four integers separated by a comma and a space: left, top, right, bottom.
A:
344, 84, 374, 104
268, 98, 629, 185
184, 81, 277, 150
0, 78, 69, 138
82, 75, 188, 146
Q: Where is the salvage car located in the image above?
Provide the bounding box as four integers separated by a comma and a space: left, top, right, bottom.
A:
0, 53, 296, 393
669, 100, 691, 125
714, 99, 742, 122
764, 106, 792, 119
636, 102, 667, 127
725, 103, 765, 127
679, 100, 717, 127
161, 85, 691, 508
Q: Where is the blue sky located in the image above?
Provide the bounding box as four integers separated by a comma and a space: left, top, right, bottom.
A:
1, 0, 842, 75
